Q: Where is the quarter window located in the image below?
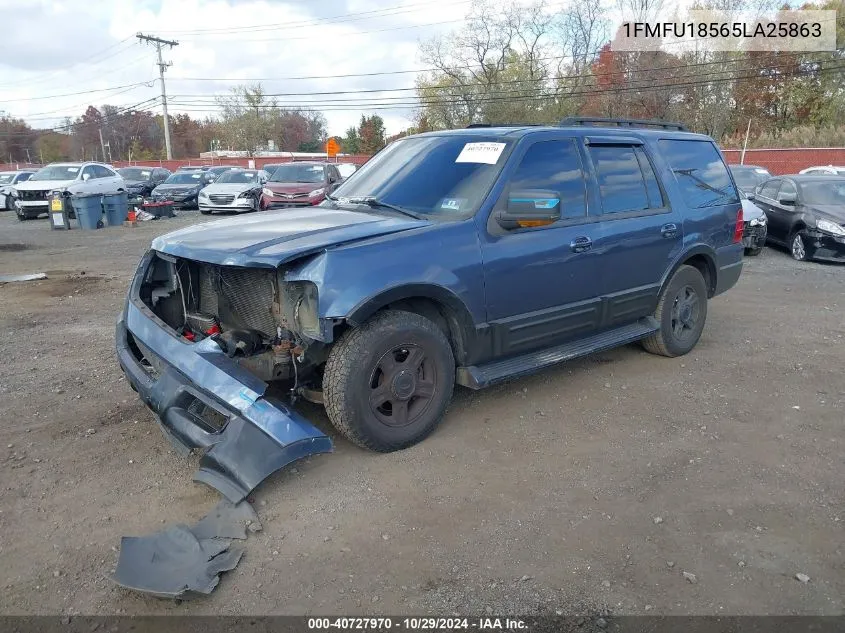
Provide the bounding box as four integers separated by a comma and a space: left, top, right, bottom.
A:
588, 145, 664, 214
506, 139, 587, 219
658, 139, 739, 208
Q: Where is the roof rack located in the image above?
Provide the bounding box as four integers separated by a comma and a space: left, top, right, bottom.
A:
465, 123, 543, 128
559, 117, 689, 132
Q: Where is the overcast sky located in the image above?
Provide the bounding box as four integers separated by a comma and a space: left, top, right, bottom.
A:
0, 0, 474, 137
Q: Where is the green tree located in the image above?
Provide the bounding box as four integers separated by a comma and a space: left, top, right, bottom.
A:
357, 115, 386, 153
341, 126, 361, 153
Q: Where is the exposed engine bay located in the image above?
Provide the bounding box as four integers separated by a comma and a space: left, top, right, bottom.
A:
138, 251, 327, 395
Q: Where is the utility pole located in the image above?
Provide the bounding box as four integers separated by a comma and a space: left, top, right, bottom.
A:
98, 128, 107, 163
137, 32, 179, 160
740, 118, 752, 166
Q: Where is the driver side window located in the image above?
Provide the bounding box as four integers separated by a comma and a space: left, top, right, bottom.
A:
759, 179, 781, 200
503, 139, 587, 220
81, 166, 97, 181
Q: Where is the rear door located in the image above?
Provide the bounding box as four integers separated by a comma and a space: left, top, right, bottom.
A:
755, 178, 785, 240
584, 138, 683, 326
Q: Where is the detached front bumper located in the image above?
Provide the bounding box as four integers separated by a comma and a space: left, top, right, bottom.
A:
116, 282, 333, 502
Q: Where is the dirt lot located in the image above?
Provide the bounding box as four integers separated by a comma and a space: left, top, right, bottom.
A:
0, 209, 842, 617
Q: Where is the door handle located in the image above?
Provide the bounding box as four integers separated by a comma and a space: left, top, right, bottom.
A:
661, 223, 678, 238
570, 236, 592, 253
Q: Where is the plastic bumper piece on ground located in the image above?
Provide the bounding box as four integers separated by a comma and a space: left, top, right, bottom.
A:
116, 302, 333, 502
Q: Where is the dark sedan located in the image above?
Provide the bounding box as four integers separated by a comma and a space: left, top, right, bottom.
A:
150, 171, 208, 209
754, 175, 845, 262
730, 164, 772, 195
117, 166, 171, 198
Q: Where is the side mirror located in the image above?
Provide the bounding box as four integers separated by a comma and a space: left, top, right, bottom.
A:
82, 173, 90, 181
496, 190, 561, 230
745, 192, 756, 201
778, 192, 797, 205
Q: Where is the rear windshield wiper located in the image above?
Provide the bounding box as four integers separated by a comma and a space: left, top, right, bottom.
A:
343, 196, 425, 220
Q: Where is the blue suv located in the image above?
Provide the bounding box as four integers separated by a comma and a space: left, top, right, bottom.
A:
116, 118, 744, 501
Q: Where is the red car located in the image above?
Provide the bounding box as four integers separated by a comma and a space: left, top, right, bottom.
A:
260, 162, 344, 209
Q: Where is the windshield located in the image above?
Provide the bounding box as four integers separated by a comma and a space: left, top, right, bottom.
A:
163, 172, 204, 185
0, 174, 14, 185
208, 166, 237, 175
117, 168, 152, 181
731, 167, 770, 190
330, 136, 510, 217
270, 164, 326, 183
798, 180, 845, 205
216, 170, 260, 184
30, 165, 80, 181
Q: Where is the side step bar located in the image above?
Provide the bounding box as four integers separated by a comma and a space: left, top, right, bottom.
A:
456, 317, 660, 389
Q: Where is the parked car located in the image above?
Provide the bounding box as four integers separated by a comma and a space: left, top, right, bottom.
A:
260, 162, 343, 209
11, 162, 125, 221
205, 166, 242, 182
150, 171, 208, 209
117, 118, 744, 502
198, 169, 269, 215
117, 166, 172, 198
729, 164, 771, 195
798, 165, 845, 176
739, 190, 767, 256
261, 163, 283, 177
336, 163, 358, 179
754, 174, 845, 262
0, 170, 35, 210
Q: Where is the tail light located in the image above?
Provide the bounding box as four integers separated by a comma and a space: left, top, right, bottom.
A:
733, 209, 744, 243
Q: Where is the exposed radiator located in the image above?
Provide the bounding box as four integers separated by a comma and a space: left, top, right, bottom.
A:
197, 264, 277, 337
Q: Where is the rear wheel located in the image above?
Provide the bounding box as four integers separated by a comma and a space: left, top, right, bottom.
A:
323, 310, 455, 452
642, 265, 708, 358
745, 246, 762, 256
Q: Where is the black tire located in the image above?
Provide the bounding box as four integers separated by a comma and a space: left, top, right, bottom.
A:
642, 265, 708, 358
15, 209, 28, 221
4, 196, 13, 211
790, 230, 811, 261
745, 246, 763, 257
323, 310, 455, 452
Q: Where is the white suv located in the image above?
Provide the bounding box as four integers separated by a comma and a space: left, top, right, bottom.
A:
798, 165, 845, 176
11, 162, 125, 220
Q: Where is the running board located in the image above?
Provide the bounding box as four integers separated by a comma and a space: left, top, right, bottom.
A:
456, 317, 659, 389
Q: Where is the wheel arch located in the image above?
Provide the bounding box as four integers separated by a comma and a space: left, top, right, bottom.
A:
661, 246, 718, 298
343, 284, 477, 365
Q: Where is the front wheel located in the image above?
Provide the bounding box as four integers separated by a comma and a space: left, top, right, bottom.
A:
323, 310, 455, 452
642, 265, 708, 358
790, 231, 811, 261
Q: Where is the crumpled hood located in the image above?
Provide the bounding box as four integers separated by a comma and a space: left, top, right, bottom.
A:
151, 206, 430, 267
202, 182, 259, 196
805, 204, 845, 222
14, 179, 75, 191
153, 184, 200, 195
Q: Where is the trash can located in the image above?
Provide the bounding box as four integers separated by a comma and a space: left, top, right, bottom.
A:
103, 192, 129, 226
71, 194, 103, 230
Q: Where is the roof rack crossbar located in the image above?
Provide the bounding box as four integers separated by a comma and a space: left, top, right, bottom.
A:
559, 117, 689, 132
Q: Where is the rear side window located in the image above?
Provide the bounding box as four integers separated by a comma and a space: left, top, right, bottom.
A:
588, 145, 664, 214
507, 139, 587, 219
759, 179, 781, 199
658, 139, 739, 208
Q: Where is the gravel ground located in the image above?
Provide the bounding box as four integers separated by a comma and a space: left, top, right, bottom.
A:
0, 209, 842, 617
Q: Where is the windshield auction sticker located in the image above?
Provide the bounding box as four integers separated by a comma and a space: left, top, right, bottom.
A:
612, 9, 836, 52
455, 142, 507, 165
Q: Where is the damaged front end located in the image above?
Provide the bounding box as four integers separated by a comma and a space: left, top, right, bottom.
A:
116, 250, 333, 502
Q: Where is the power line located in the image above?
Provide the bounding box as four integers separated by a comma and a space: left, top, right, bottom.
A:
171, 1, 470, 37
0, 80, 156, 105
